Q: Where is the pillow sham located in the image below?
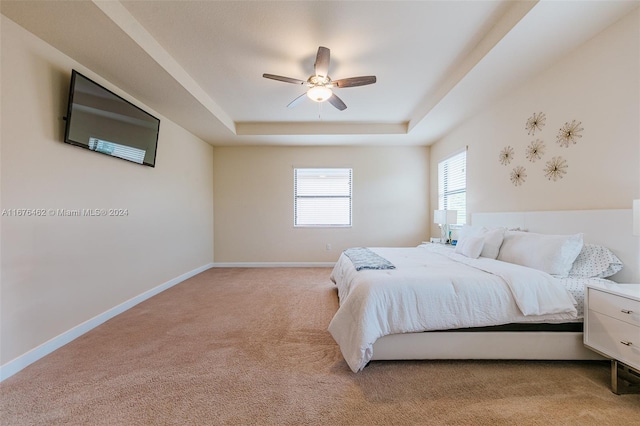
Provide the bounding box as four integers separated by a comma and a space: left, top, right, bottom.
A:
568, 243, 623, 278
477, 228, 505, 259
497, 231, 584, 277
454, 235, 485, 259
457, 225, 505, 259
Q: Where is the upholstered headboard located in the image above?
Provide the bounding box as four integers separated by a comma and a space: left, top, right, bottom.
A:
472, 209, 639, 283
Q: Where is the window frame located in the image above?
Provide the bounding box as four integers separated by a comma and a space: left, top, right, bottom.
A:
437, 149, 467, 227
293, 167, 353, 228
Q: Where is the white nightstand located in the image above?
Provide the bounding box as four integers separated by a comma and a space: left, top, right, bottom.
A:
584, 282, 640, 394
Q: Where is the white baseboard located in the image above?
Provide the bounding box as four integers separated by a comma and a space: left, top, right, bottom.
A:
212, 262, 335, 268
0, 263, 214, 382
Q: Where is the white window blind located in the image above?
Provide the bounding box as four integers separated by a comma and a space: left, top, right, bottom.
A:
294, 168, 352, 227
438, 150, 466, 226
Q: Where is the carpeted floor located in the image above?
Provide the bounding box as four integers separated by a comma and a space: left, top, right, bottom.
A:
1, 267, 639, 425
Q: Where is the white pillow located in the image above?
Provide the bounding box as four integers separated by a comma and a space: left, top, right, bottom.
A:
477, 228, 505, 259
497, 231, 584, 277
458, 225, 505, 259
455, 235, 485, 259
568, 244, 623, 278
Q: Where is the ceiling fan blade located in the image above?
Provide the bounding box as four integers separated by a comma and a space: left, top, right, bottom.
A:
263, 74, 305, 85
314, 46, 330, 78
287, 93, 307, 108
328, 93, 347, 111
334, 76, 377, 88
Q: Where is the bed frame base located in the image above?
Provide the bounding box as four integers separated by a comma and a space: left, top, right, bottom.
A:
371, 331, 604, 361
368, 209, 636, 364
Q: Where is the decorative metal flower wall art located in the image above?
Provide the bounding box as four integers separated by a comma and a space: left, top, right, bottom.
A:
525, 112, 546, 135
499, 146, 514, 166
544, 156, 568, 181
556, 120, 583, 147
502, 113, 582, 185
525, 139, 545, 162
510, 166, 527, 186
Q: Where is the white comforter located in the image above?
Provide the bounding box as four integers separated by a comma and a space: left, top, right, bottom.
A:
328, 245, 578, 372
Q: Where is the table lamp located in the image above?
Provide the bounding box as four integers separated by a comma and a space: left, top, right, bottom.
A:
434, 210, 457, 244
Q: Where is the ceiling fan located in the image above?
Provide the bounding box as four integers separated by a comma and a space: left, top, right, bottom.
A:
263, 46, 376, 111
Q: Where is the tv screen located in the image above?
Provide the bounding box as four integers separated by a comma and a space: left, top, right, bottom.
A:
64, 70, 160, 167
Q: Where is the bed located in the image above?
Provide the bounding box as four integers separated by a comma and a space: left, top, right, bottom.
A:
328, 209, 639, 373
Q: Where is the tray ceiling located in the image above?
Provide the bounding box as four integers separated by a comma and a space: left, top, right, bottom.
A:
1, 1, 637, 146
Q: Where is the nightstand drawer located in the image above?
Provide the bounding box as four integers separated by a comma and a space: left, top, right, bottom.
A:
586, 310, 640, 370
588, 288, 640, 327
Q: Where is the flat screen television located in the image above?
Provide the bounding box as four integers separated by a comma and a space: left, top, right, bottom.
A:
63, 70, 160, 167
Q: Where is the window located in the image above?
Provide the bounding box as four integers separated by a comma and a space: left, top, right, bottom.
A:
294, 168, 352, 227
438, 150, 466, 226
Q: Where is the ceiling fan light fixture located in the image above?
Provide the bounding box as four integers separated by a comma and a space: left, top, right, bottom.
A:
307, 86, 333, 102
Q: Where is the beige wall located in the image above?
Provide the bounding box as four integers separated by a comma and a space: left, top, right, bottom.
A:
0, 17, 214, 365
213, 146, 429, 263
430, 9, 640, 237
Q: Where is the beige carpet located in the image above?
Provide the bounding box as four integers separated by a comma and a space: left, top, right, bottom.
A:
1, 267, 639, 425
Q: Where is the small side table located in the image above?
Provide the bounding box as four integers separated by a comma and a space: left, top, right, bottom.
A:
584, 282, 640, 394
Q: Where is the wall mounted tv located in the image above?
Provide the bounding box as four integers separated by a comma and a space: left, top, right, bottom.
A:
64, 70, 160, 167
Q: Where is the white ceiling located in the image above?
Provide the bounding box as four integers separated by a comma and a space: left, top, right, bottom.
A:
1, 0, 637, 146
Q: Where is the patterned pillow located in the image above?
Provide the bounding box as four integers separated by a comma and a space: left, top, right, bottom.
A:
568, 244, 623, 278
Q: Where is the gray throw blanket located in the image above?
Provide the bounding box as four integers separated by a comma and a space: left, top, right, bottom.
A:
343, 247, 396, 271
